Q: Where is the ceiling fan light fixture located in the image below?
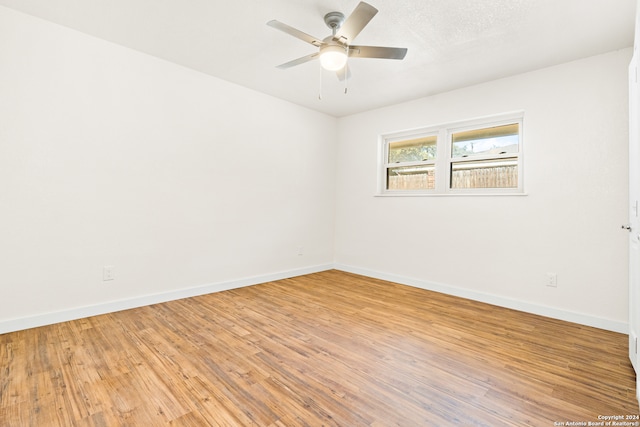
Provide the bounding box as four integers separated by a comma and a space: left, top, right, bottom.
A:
319, 44, 348, 71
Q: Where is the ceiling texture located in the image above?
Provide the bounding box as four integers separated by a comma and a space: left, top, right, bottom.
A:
0, 0, 636, 117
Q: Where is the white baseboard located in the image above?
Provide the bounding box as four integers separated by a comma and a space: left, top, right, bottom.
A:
1, 263, 627, 335
334, 264, 628, 334
0, 264, 334, 335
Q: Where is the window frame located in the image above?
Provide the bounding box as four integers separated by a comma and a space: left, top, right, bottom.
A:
383, 131, 439, 193
378, 112, 524, 196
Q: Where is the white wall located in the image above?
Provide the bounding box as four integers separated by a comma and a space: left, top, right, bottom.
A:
0, 6, 337, 331
335, 48, 632, 332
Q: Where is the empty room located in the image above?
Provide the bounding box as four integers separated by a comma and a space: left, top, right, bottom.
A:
1, 0, 640, 425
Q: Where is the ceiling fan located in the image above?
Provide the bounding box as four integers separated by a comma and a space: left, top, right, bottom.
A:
267, 1, 408, 80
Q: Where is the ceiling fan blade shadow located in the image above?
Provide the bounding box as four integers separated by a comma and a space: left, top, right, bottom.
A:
348, 45, 408, 60
276, 52, 320, 69
334, 2, 378, 43
267, 20, 324, 47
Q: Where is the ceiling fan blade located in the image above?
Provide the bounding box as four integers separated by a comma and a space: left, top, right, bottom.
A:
267, 20, 324, 47
349, 45, 408, 60
276, 52, 320, 69
334, 2, 378, 43
336, 66, 352, 82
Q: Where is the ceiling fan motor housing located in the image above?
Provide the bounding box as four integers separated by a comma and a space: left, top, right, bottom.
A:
324, 11, 345, 33
320, 12, 348, 71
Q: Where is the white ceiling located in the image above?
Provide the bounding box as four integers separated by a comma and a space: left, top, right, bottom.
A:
0, 0, 636, 117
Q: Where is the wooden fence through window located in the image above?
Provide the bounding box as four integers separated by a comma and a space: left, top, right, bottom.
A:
388, 165, 517, 190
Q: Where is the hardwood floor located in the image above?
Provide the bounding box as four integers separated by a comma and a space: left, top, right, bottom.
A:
1, 270, 638, 426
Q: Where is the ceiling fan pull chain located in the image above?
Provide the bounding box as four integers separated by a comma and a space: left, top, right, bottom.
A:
344, 63, 349, 94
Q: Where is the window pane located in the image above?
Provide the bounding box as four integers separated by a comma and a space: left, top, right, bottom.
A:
452, 123, 519, 159
387, 165, 435, 190
388, 135, 437, 163
450, 158, 518, 189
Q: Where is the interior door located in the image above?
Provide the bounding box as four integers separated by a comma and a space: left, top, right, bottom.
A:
628, 44, 640, 392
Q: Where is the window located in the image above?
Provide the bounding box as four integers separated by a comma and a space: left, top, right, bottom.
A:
386, 135, 437, 190
379, 113, 523, 195
449, 123, 520, 190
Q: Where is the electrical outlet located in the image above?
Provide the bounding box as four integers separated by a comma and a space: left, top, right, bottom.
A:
546, 272, 557, 287
297, 246, 304, 256
103, 265, 115, 281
